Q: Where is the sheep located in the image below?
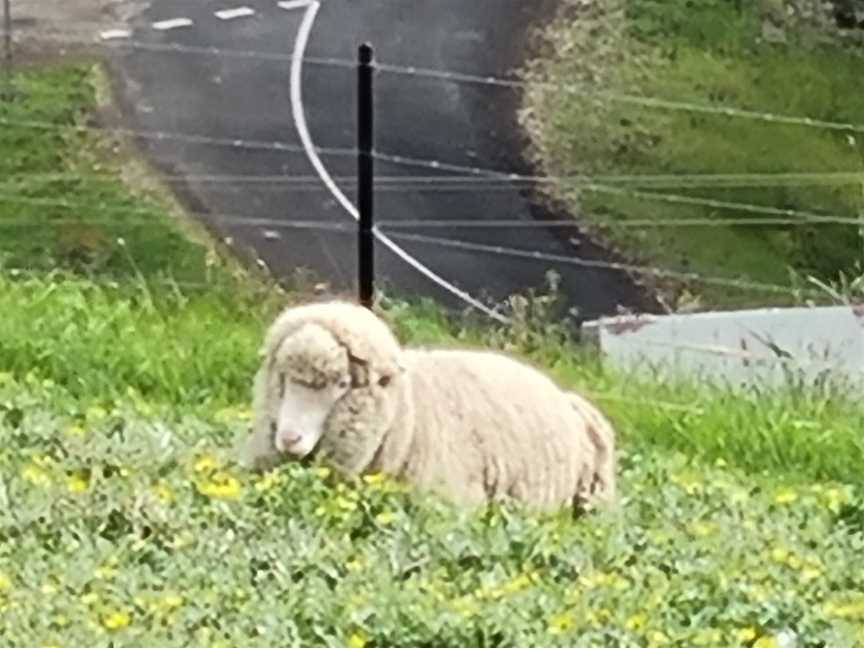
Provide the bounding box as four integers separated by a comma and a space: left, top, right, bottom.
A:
241, 300, 617, 513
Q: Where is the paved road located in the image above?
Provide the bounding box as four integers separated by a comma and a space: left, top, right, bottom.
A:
107, 0, 657, 322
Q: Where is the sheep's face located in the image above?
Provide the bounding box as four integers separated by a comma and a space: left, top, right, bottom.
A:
266, 324, 353, 458
315, 368, 404, 475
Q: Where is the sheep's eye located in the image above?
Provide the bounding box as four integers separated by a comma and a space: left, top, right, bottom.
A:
337, 378, 350, 390
278, 372, 286, 396
378, 375, 391, 388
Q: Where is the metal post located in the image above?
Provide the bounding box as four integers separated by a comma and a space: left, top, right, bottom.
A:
2, 0, 12, 101
357, 42, 375, 309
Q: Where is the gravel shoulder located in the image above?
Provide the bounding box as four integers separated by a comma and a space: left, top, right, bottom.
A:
6, 0, 144, 63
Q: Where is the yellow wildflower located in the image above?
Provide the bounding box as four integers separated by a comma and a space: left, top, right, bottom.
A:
362, 472, 386, 485
193, 454, 219, 473
159, 594, 184, 610
753, 636, 780, 648
215, 406, 252, 423
254, 471, 283, 493
21, 463, 51, 487
0, 573, 11, 590
547, 611, 574, 635
773, 487, 798, 504
348, 632, 368, 648
647, 630, 671, 646
736, 627, 758, 642
66, 473, 89, 494
625, 613, 647, 631
101, 610, 131, 631
823, 597, 864, 619
152, 482, 175, 503
822, 486, 853, 513
770, 547, 790, 564
345, 558, 365, 572
196, 472, 242, 499
314, 466, 331, 479
335, 495, 357, 511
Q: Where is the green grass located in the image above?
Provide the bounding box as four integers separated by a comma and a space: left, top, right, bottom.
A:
2, 271, 863, 488
2, 377, 863, 646
0, 63, 221, 284
2, 59, 864, 645
521, 0, 864, 308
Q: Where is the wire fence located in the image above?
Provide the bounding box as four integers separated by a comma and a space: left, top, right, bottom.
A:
8, 28, 864, 135
3, 17, 864, 366
1, 115, 862, 229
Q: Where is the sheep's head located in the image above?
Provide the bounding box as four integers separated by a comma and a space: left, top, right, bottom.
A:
256, 308, 405, 471
261, 322, 354, 458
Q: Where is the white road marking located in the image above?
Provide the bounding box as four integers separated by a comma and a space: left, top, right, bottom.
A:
288, 1, 506, 322
152, 18, 193, 31
278, 0, 315, 10
215, 7, 256, 20
99, 29, 131, 41
262, 229, 282, 240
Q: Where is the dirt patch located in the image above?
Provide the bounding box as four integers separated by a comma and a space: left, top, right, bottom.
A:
6, 0, 146, 64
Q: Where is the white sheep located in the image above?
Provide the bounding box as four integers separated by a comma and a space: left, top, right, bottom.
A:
241, 300, 617, 513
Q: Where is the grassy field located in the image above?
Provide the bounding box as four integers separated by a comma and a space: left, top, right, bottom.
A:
3, 276, 864, 646
1, 61, 864, 645
0, 63, 231, 284
520, 0, 864, 309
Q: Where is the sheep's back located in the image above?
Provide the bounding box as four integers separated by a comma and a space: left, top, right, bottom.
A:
399, 349, 595, 508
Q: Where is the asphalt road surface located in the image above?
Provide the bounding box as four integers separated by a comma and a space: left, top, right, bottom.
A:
107, 0, 657, 322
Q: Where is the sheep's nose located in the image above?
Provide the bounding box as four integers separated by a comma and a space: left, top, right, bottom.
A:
275, 429, 302, 452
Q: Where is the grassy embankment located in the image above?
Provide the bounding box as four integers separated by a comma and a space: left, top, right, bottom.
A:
521, 0, 864, 309
1, 62, 863, 646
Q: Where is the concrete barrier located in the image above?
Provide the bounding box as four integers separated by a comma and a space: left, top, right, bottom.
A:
581, 305, 864, 390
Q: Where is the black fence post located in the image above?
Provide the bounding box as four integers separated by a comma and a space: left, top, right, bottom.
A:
357, 42, 375, 309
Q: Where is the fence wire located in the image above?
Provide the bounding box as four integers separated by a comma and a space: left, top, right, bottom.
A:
375, 228, 818, 297
7, 27, 864, 135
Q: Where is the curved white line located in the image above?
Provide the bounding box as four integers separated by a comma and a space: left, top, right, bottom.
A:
290, 1, 507, 322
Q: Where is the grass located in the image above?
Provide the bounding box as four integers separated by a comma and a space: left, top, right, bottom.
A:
0, 63, 227, 285
2, 58, 864, 645
520, 0, 864, 309
2, 380, 863, 646
2, 271, 863, 488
